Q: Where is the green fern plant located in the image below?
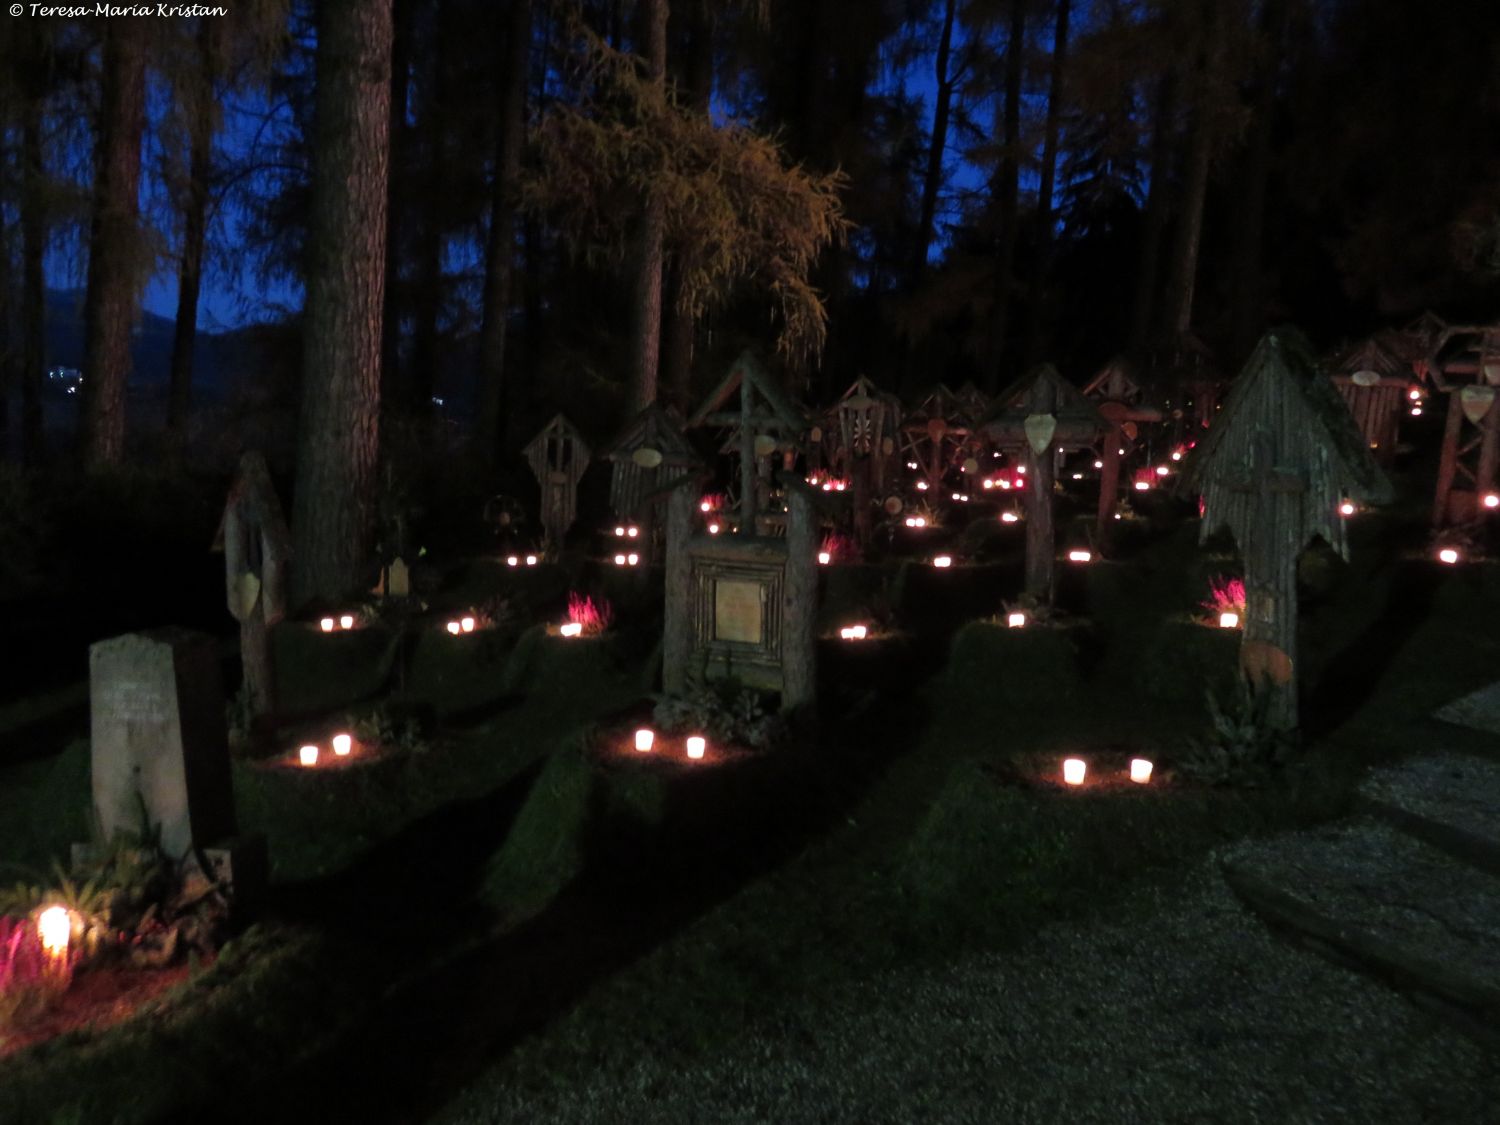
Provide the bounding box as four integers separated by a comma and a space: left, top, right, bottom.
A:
1177, 680, 1297, 786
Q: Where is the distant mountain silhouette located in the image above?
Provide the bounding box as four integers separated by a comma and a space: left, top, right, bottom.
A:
43, 289, 262, 403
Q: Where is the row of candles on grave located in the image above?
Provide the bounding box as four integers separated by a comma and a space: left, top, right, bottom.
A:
632, 729, 708, 759
297, 733, 354, 766
1064, 758, 1153, 785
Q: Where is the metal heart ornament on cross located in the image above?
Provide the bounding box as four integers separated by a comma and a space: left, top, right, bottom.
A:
1024, 413, 1057, 455
1350, 369, 1381, 388
1460, 385, 1495, 424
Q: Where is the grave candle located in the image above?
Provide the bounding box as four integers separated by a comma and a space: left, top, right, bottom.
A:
506, 555, 519, 567
1001, 512, 1019, 523
1155, 465, 1169, 477
1485, 493, 1500, 510
1219, 611, 1240, 629
36, 905, 70, 961
446, 621, 462, 635
1339, 501, 1355, 516
932, 555, 953, 568
818, 551, 831, 565
634, 729, 654, 752
525, 555, 538, 566
559, 622, 583, 637
839, 625, 868, 640
1438, 548, 1460, 564
339, 614, 355, 630
614, 553, 627, 565
1067, 549, 1092, 563
1130, 758, 1153, 784
614, 526, 625, 537
332, 733, 353, 756
627, 553, 640, 566
1134, 481, 1150, 491
686, 735, 706, 759
626, 527, 639, 539
320, 617, 336, 632
1007, 612, 1026, 628
299, 745, 319, 767
460, 616, 476, 633
708, 522, 721, 534
1062, 758, 1086, 785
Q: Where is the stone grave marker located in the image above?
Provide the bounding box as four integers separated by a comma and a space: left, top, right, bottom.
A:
90, 629, 238, 862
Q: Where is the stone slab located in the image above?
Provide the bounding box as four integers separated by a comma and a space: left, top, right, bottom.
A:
1359, 751, 1500, 878
1434, 680, 1500, 736
90, 629, 237, 860
1221, 819, 1500, 1018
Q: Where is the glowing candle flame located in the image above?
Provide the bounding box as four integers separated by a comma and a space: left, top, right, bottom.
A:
1438, 548, 1460, 564
320, 617, 335, 632
686, 735, 706, 759
559, 622, 583, 637
1001, 511, 1019, 523
708, 522, 720, 534
1072, 473, 1084, 480
1093, 460, 1103, 469
1171, 451, 1182, 462
1155, 466, 1169, 477
1339, 501, 1355, 516
332, 733, 353, 756
1130, 758, 1153, 784
1409, 388, 1421, 400
998, 479, 1011, 490
506, 556, 519, 567
339, 614, 355, 630
933, 555, 953, 568
614, 554, 627, 565
37, 906, 70, 959
982, 479, 994, 489
526, 555, 538, 566
1017, 465, 1027, 474
446, 621, 461, 635
1068, 549, 1092, 563
627, 553, 639, 565
1411, 407, 1423, 417
818, 551, 831, 565
1134, 481, 1150, 491
1219, 611, 1240, 629
1063, 758, 1086, 786
839, 625, 868, 640
614, 526, 625, 537
299, 744, 319, 767
634, 729, 654, 752
700, 500, 712, 512
626, 527, 639, 539
460, 616, 476, 633
1485, 493, 1500, 510
1007, 612, 1026, 628
916, 481, 928, 491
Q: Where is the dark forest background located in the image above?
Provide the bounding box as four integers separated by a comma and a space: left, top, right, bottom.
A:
2, 0, 1499, 598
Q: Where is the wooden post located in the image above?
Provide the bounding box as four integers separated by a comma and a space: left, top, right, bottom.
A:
219, 452, 290, 737
1433, 390, 1464, 526
1096, 424, 1121, 536
1477, 400, 1500, 501
662, 478, 695, 694
782, 485, 817, 710
740, 374, 756, 532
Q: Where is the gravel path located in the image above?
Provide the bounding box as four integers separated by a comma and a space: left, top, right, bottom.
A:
436, 859, 1500, 1124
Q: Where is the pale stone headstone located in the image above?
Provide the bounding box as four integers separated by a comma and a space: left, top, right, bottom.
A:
388, 556, 410, 597
90, 630, 237, 860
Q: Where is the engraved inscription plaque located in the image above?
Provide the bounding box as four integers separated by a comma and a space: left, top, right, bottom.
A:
714, 579, 764, 644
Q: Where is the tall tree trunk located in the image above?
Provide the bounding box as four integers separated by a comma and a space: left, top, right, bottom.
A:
409, 0, 451, 417
20, 93, 46, 466
910, 0, 957, 286
1129, 73, 1175, 355
660, 1, 712, 411
291, 0, 392, 605
1026, 0, 1070, 364
1162, 7, 1224, 344
0, 212, 12, 460
380, 0, 414, 410
477, 0, 532, 463
627, 0, 668, 411
1229, 0, 1287, 366
167, 25, 217, 438
988, 0, 1026, 392
80, 19, 147, 469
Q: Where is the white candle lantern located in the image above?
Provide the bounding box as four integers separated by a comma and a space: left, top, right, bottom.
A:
1485, 493, 1500, 510
36, 906, 70, 960
299, 744, 319, 767
1134, 481, 1150, 491
339, 614, 355, 630
1062, 758, 1086, 786
319, 617, 335, 633
1001, 511, 1019, 523
1438, 548, 1460, 564
1219, 611, 1240, 629
1067, 549, 1091, 563
839, 625, 868, 640
1129, 758, 1153, 784
332, 733, 353, 756
559, 622, 583, 637
932, 555, 952, 568
460, 615, 476, 633
1339, 501, 1355, 516
686, 735, 706, 759
1007, 612, 1026, 628
634, 729, 654, 752
506, 555, 519, 567
627, 553, 640, 565
818, 551, 831, 565
446, 621, 462, 635
525, 554, 538, 566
